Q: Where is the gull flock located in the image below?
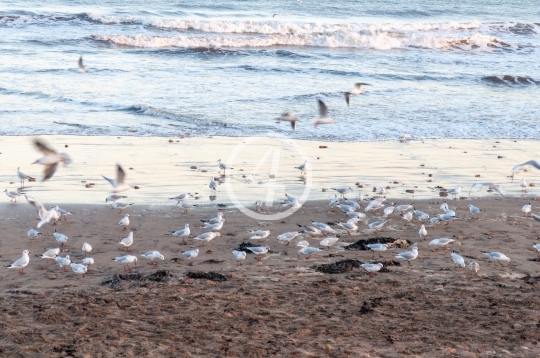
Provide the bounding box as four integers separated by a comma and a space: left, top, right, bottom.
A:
3, 139, 540, 280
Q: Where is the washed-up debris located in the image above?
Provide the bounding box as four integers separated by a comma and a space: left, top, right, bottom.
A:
345, 237, 411, 251
101, 270, 172, 290
371, 260, 401, 272
202, 259, 225, 264
186, 271, 227, 282
235, 241, 258, 254
312, 259, 363, 274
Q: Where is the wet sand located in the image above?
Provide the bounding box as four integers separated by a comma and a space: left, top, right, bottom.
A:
1, 196, 540, 357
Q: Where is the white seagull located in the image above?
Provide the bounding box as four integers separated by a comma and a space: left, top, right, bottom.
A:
511, 159, 540, 182
17, 167, 32, 188
141, 251, 165, 265
249, 230, 270, 240
429, 238, 455, 250
202, 212, 223, 225
395, 246, 419, 266
4, 189, 22, 203
468, 261, 480, 274
82, 257, 94, 270
112, 201, 134, 214
55, 254, 71, 271
312, 99, 334, 127
172, 224, 190, 244
446, 186, 462, 200
533, 243, 540, 258
246, 246, 270, 260
277, 111, 299, 131
101, 164, 131, 193
70, 262, 88, 278
451, 250, 465, 268
522, 203, 532, 217
112, 255, 137, 272
81, 242, 92, 257
203, 219, 225, 232
41, 248, 60, 262
419, 225, 427, 240
320, 237, 339, 250
53, 229, 68, 245
169, 193, 193, 201
311, 221, 336, 235
277, 231, 301, 246
233, 250, 247, 265
31, 138, 72, 181
119, 231, 134, 251
106, 194, 128, 203
368, 220, 386, 232
209, 177, 217, 195
468, 204, 483, 218
6, 250, 30, 274
217, 159, 231, 174
193, 232, 221, 246
78, 56, 87, 73
468, 182, 505, 196
344, 82, 370, 106
337, 218, 359, 236
28, 228, 41, 238
360, 263, 383, 277
119, 214, 130, 230
366, 243, 388, 258
295, 160, 308, 176
482, 251, 511, 266
521, 178, 528, 194
298, 247, 322, 260
383, 203, 395, 217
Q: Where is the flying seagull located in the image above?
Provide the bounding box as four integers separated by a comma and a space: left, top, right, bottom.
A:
101, 164, 131, 193
78, 56, 87, 73
312, 100, 334, 127
511, 160, 540, 182
344, 82, 370, 105
32, 138, 72, 181
276, 111, 299, 131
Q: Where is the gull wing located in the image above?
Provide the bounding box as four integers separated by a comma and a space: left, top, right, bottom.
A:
78, 56, 84, 69
116, 164, 126, 185
317, 99, 328, 117
101, 175, 115, 187
33, 138, 57, 156
43, 163, 58, 181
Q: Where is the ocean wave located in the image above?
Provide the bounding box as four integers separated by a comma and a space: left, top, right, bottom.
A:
127, 104, 231, 127
92, 32, 515, 51
482, 75, 539, 85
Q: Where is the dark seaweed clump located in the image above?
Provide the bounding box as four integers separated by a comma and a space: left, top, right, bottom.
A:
101, 270, 172, 290
235, 241, 258, 254
312, 259, 363, 274
186, 271, 228, 282
371, 260, 401, 273
345, 237, 411, 251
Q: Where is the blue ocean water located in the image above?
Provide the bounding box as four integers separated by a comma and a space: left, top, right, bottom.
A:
1, 0, 539, 140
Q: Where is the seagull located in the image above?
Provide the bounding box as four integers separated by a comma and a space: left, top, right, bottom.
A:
312, 99, 334, 127
440, 202, 449, 212
430, 217, 440, 225
521, 178, 528, 194
402, 211, 413, 224
320, 237, 339, 250
360, 263, 383, 277
102, 164, 131, 193
70, 262, 88, 278
233, 250, 247, 265
17, 167, 32, 188
217, 159, 230, 174
106, 194, 128, 203
437, 213, 458, 225
336, 204, 354, 214
311, 221, 336, 235
53, 229, 68, 245
201, 213, 223, 225
399, 134, 412, 142
4, 189, 22, 203
468, 261, 480, 274
81, 242, 92, 257
249, 230, 270, 240
413, 208, 429, 221
295, 160, 308, 176
533, 243, 540, 258
82, 257, 94, 270
532, 214, 540, 222
446, 186, 462, 200
429, 238, 455, 250
344, 83, 370, 106
298, 247, 322, 260
112, 202, 134, 214
451, 250, 465, 268
119, 231, 134, 251
177, 201, 195, 214
296, 240, 310, 248
37, 206, 60, 228
209, 177, 217, 195
482, 251, 511, 266
203, 219, 225, 232
365, 200, 385, 213
395, 203, 413, 214
419, 225, 427, 240
6, 250, 30, 274
255, 200, 265, 212
169, 193, 193, 201
297, 225, 323, 238
468, 204, 483, 218
32, 138, 72, 181
345, 211, 366, 219
511, 160, 540, 182
468, 182, 505, 196
366, 243, 388, 258
112, 255, 137, 272
193, 232, 221, 246
522, 203, 532, 217
376, 187, 386, 195
332, 187, 354, 198
78, 56, 87, 73
337, 218, 359, 236
118, 214, 130, 230
40, 248, 60, 262
55, 255, 71, 271
26, 195, 55, 227
246, 246, 270, 260
383, 203, 395, 217
368, 220, 386, 232
56, 207, 73, 221
277, 231, 301, 245
276, 111, 299, 131
395, 246, 419, 266
172, 224, 191, 244
343, 198, 361, 210
141, 251, 165, 265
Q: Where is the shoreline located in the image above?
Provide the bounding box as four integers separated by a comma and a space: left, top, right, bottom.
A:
0, 135, 538, 208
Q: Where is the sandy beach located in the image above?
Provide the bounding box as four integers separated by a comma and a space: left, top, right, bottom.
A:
1, 180, 540, 356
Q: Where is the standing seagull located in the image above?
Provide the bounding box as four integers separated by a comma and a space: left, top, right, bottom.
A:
17, 167, 32, 188
344, 82, 370, 106
295, 160, 308, 176
312, 100, 334, 127
101, 164, 131, 193
451, 250, 465, 268
276, 111, 299, 131
209, 177, 217, 195
119, 214, 130, 230
6, 250, 30, 275
419, 224, 427, 240
4, 189, 22, 203
81, 242, 92, 257
78, 56, 87, 73
172, 224, 190, 245
182, 249, 199, 265
482, 251, 511, 266
217, 159, 230, 174
360, 263, 383, 277
119, 231, 134, 251
70, 262, 88, 278
395, 246, 419, 266
521, 178, 528, 194
32, 138, 72, 181
233, 250, 247, 266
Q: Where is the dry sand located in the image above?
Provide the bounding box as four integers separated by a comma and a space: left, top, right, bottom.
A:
1, 195, 540, 357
